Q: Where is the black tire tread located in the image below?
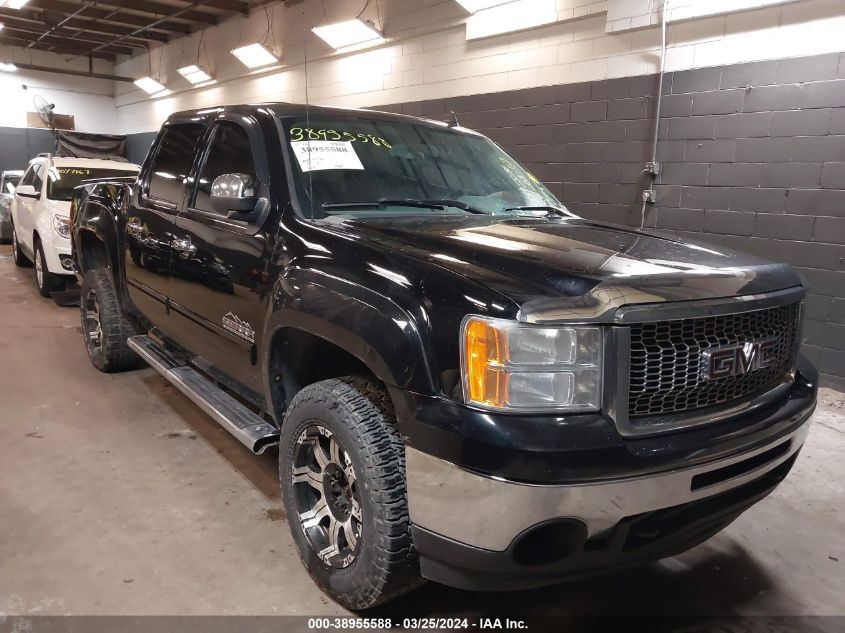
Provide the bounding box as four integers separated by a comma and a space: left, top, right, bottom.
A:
81, 268, 140, 373
282, 377, 423, 609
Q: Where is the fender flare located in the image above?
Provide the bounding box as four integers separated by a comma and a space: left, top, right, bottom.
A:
262, 268, 435, 408
72, 185, 129, 293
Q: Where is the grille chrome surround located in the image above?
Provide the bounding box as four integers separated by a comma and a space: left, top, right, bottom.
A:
627, 302, 801, 422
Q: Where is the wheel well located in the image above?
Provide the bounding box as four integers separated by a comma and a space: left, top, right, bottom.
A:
78, 230, 110, 272
268, 328, 378, 416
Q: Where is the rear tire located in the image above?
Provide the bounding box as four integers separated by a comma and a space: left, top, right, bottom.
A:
279, 377, 423, 610
11, 223, 30, 268
34, 238, 63, 298
80, 268, 140, 372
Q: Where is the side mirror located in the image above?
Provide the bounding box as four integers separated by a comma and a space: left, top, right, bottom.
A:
15, 184, 38, 198
210, 173, 259, 218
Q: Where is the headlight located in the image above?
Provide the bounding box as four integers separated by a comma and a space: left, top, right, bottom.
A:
53, 215, 71, 239
461, 316, 602, 412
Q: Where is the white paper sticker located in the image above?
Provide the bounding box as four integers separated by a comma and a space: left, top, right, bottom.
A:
290, 140, 365, 172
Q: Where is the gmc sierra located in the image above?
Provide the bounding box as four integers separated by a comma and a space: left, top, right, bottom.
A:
71, 103, 817, 610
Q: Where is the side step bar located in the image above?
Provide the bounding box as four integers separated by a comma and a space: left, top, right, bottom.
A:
127, 335, 280, 454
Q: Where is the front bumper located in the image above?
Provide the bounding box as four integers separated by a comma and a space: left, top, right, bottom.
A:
404, 371, 816, 591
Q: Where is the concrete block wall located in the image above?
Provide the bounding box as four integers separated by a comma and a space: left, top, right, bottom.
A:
375, 51, 845, 388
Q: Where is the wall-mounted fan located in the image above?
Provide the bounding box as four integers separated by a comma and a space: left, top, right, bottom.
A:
32, 94, 56, 131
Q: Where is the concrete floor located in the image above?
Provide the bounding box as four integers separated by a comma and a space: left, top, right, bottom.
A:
0, 242, 843, 618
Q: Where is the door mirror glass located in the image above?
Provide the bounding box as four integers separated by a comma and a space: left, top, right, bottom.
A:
210, 173, 258, 217
15, 184, 38, 198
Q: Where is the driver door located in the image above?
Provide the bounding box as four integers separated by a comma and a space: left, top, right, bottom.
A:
165, 115, 275, 392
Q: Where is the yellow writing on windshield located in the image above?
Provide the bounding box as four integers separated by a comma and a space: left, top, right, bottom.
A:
57, 168, 91, 176
289, 127, 392, 148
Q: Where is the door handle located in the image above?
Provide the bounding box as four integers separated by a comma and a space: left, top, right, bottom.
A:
126, 220, 144, 237
172, 237, 197, 258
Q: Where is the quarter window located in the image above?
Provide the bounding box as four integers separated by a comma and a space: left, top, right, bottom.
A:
193, 121, 256, 215
147, 123, 205, 206
19, 165, 36, 187
32, 165, 44, 192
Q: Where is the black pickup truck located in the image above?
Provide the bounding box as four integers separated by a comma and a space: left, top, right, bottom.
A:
71, 103, 817, 610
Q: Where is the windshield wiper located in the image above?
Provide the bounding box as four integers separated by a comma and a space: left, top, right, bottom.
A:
504, 205, 570, 217
322, 198, 488, 214
322, 199, 445, 211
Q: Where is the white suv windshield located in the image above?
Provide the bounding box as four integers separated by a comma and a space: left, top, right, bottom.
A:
47, 167, 137, 201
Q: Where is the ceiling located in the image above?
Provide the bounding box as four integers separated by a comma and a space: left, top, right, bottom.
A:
0, 1, 257, 62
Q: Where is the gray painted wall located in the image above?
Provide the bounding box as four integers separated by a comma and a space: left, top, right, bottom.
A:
126, 131, 157, 166
377, 52, 845, 389
0, 127, 56, 173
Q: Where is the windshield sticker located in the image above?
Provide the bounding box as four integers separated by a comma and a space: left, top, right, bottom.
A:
290, 127, 392, 148
290, 140, 365, 173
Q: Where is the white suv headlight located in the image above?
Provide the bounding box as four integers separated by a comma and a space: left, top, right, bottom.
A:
53, 214, 71, 239
461, 316, 602, 412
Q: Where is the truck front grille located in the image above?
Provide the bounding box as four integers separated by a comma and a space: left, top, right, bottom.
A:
628, 303, 801, 419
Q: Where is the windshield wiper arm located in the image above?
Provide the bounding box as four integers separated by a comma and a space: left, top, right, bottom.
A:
322, 199, 446, 211
322, 198, 489, 214
417, 198, 488, 215
504, 205, 570, 217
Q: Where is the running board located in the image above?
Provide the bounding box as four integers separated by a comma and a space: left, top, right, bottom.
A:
127, 335, 279, 455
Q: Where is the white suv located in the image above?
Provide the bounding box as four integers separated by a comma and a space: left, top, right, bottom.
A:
11, 155, 139, 297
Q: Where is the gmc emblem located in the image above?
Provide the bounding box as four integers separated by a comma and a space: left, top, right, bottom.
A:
701, 338, 778, 380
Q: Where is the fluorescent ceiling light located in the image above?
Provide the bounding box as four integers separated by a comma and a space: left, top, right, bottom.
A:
1, 1, 31, 9
231, 43, 277, 69
0, 62, 17, 72
178, 64, 212, 84
455, 0, 514, 13
0, 23, 4, 31
312, 19, 385, 50
134, 76, 166, 94
466, 0, 557, 40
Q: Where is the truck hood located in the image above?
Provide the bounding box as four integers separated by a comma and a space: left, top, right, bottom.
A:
331, 215, 803, 320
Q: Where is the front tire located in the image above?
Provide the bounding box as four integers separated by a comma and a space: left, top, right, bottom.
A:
279, 377, 422, 610
80, 268, 140, 372
34, 238, 63, 297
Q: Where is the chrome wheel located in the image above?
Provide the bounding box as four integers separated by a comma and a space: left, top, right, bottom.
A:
83, 289, 103, 354
35, 249, 44, 288
12, 229, 19, 260
292, 424, 362, 569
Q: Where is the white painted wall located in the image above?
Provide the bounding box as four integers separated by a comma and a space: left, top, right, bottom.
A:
0, 46, 119, 134
0, 1, 843, 136
112, 0, 845, 134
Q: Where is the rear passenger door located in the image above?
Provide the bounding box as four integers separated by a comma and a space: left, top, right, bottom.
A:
125, 122, 205, 325
166, 115, 275, 392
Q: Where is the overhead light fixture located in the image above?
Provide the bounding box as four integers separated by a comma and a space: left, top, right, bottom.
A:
1, 1, 31, 9
134, 76, 166, 94
465, 0, 557, 40
230, 43, 277, 69
178, 64, 212, 85
0, 23, 4, 31
0, 62, 17, 72
312, 19, 385, 50
454, 0, 514, 13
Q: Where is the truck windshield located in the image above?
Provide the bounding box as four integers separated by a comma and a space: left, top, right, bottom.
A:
47, 167, 138, 201
282, 116, 569, 218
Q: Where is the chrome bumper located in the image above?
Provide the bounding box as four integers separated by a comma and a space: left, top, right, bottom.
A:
406, 412, 812, 552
